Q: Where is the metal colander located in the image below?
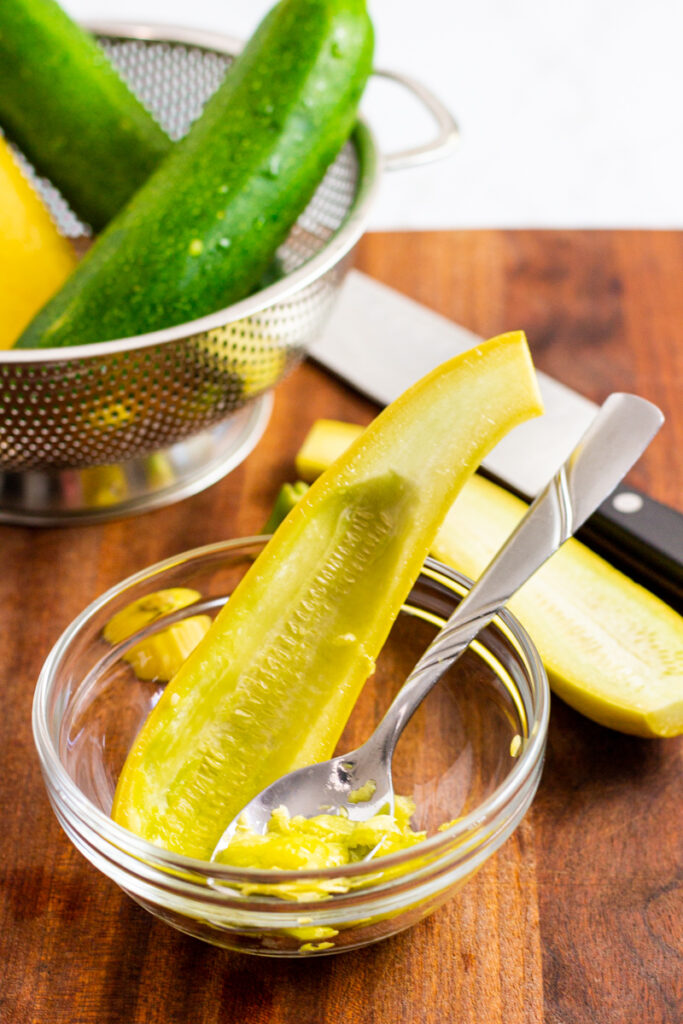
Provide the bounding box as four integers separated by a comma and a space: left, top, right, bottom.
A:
0, 23, 457, 524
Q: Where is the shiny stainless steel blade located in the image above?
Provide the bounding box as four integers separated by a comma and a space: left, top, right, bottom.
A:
311, 270, 597, 499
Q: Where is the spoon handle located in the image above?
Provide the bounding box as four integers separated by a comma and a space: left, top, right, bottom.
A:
372, 393, 663, 754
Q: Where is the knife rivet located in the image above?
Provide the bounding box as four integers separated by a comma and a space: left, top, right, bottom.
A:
612, 492, 644, 514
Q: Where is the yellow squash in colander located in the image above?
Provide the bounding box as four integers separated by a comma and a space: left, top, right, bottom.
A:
0, 134, 76, 349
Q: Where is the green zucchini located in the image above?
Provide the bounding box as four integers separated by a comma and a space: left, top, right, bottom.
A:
16, 0, 374, 350
0, 0, 171, 231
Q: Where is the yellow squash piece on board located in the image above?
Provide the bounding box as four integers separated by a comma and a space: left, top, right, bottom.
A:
113, 332, 542, 859
296, 420, 683, 737
296, 419, 365, 481
0, 135, 76, 348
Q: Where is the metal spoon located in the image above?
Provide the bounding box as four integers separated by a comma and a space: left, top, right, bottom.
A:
211, 393, 663, 858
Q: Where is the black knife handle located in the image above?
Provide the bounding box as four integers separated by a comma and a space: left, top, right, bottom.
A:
577, 483, 683, 612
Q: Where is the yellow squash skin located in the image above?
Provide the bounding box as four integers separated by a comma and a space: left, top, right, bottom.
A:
112, 332, 542, 858
297, 421, 683, 737
0, 136, 76, 348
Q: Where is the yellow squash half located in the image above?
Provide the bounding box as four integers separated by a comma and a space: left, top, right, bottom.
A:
113, 332, 542, 858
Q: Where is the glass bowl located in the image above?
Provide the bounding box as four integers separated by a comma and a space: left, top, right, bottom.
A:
33, 536, 549, 956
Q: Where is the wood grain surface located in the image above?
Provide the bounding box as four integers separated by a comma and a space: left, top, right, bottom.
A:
1, 231, 681, 1024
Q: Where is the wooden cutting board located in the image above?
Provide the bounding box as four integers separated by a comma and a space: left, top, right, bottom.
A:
1, 230, 681, 1024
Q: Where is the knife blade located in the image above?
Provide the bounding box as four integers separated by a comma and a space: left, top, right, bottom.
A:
310, 270, 683, 608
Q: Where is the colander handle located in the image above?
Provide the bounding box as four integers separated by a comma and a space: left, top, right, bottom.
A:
372, 69, 459, 171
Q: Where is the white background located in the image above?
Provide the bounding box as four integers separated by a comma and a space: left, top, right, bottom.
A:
66, 0, 683, 229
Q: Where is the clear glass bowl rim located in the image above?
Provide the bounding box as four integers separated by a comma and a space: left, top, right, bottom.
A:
32, 535, 550, 889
